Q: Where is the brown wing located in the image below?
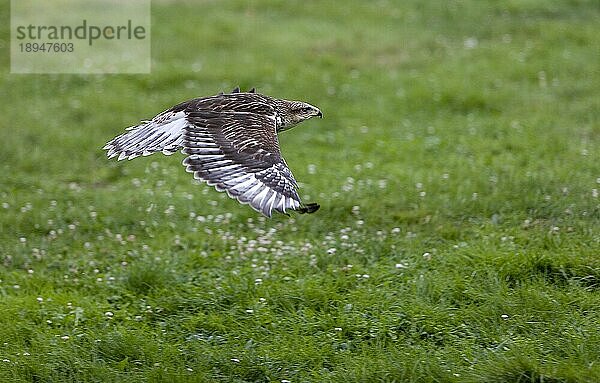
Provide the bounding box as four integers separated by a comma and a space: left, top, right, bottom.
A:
181, 100, 303, 217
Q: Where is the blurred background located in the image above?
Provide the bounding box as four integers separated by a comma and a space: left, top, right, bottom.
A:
1, 0, 598, 221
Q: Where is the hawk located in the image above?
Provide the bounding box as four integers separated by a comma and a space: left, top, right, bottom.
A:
103, 87, 322, 217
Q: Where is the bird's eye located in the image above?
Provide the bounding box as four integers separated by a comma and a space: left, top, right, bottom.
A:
301, 107, 312, 112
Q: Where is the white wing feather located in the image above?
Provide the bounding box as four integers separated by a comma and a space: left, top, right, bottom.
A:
103, 111, 187, 160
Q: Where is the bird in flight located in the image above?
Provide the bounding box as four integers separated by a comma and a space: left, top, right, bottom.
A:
103, 87, 322, 217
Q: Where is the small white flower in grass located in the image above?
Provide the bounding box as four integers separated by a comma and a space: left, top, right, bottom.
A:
281, 380, 291, 383
2, 359, 10, 363
395, 263, 406, 269
105, 311, 114, 318
186, 368, 193, 372
245, 309, 254, 314
36, 297, 43, 303
423, 252, 432, 260
464, 37, 478, 49
61, 335, 70, 341
22, 352, 30, 356
1, 202, 8, 209
13, 284, 20, 289
19, 237, 26, 243
362, 274, 370, 279
334, 327, 342, 331
391, 227, 400, 234
415, 182, 423, 189
254, 278, 263, 285
356, 220, 364, 226
231, 358, 240, 363
472, 192, 478, 200
327, 248, 337, 255
46, 320, 52, 324
501, 314, 509, 320
419, 191, 426, 197
593, 189, 598, 198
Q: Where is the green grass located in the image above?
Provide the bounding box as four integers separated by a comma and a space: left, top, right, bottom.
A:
1, 0, 599, 381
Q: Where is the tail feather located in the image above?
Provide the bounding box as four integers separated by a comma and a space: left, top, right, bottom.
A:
104, 111, 187, 160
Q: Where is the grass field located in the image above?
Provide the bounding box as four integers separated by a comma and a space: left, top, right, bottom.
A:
1, 0, 599, 381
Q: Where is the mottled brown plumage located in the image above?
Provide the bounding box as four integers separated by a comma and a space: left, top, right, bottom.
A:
103, 88, 322, 217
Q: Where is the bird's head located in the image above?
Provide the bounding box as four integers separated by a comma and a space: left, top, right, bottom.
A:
276, 100, 323, 132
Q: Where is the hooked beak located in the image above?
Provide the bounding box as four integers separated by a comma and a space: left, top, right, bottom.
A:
316, 110, 323, 118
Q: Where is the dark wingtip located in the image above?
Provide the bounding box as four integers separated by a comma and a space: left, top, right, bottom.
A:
298, 202, 320, 214
248, 87, 256, 93
232, 86, 240, 93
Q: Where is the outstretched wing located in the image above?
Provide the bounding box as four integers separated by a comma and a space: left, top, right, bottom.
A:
181, 107, 303, 217
103, 91, 259, 161
103, 111, 187, 161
